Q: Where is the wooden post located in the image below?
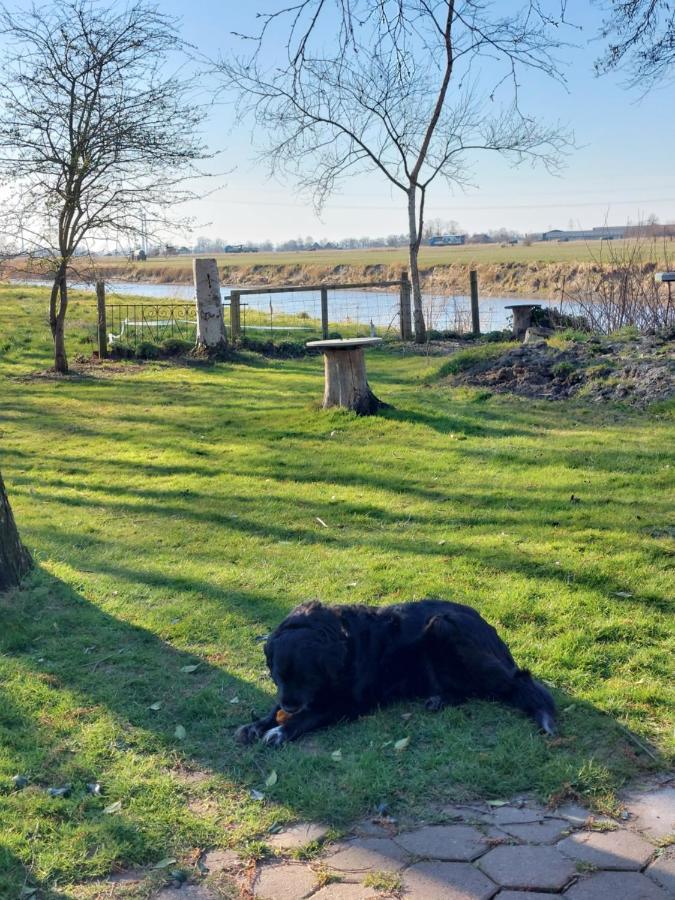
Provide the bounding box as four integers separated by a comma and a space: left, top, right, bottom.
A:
399, 271, 413, 341
96, 280, 108, 358
470, 270, 480, 336
320, 287, 329, 339
230, 290, 241, 340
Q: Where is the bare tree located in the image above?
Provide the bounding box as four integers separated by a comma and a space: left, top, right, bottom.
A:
221, 1, 571, 341
0, 0, 211, 373
595, 0, 675, 86
0, 471, 32, 592
423, 217, 463, 239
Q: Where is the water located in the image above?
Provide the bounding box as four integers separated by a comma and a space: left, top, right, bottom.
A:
13, 278, 564, 333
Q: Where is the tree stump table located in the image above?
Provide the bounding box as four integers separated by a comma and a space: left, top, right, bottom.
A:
306, 337, 383, 415
505, 303, 543, 340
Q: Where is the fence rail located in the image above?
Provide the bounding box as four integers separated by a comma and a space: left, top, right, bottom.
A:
103, 271, 500, 349
229, 274, 412, 341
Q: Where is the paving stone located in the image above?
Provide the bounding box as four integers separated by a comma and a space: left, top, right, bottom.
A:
440, 803, 492, 823
482, 826, 512, 845
351, 818, 393, 837
395, 825, 488, 861
499, 817, 569, 844
267, 822, 330, 850
155, 887, 219, 900
402, 861, 497, 899
478, 845, 575, 891
108, 868, 146, 883
623, 786, 675, 841
645, 849, 675, 895
200, 848, 240, 872
558, 828, 655, 870
497, 893, 554, 900
489, 805, 545, 826
252, 862, 317, 899
322, 838, 409, 880
553, 803, 592, 826
563, 870, 671, 900
312, 884, 379, 899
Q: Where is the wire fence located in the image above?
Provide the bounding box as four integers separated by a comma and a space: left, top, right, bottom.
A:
234, 285, 402, 340
423, 294, 503, 334
104, 282, 513, 350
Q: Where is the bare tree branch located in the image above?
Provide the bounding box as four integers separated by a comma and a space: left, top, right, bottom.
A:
594, 0, 675, 88
220, 1, 572, 341
0, 0, 213, 372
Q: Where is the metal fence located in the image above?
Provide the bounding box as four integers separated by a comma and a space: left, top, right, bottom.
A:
107, 302, 199, 346
228, 277, 412, 342
103, 275, 507, 350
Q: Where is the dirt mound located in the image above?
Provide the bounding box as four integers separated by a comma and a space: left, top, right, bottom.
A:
450, 333, 675, 407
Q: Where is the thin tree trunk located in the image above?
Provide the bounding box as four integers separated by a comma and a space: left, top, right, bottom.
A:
0, 471, 32, 592
50, 265, 69, 374
407, 187, 427, 343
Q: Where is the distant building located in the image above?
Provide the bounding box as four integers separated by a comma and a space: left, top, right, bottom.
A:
429, 234, 466, 246
542, 226, 626, 242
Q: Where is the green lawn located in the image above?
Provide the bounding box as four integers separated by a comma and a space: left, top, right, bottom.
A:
0, 285, 673, 896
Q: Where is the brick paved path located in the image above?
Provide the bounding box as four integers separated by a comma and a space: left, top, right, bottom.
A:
104, 779, 674, 899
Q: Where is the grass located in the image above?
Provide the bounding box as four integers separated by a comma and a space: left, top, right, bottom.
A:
94, 239, 669, 273
0, 285, 673, 896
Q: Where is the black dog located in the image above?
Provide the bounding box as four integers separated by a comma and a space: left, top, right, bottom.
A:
236, 599, 556, 746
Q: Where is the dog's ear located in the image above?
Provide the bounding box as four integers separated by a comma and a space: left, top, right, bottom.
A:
424, 614, 459, 641
319, 638, 347, 681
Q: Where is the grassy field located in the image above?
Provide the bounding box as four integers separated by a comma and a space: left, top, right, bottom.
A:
0, 285, 673, 896
80, 237, 674, 279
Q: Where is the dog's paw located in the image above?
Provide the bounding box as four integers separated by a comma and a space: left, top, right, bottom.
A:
424, 695, 444, 712
262, 725, 287, 747
235, 722, 264, 744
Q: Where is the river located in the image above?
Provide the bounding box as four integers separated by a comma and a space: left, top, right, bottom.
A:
15, 279, 565, 333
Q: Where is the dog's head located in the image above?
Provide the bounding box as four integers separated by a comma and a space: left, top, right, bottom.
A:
512, 670, 557, 736
265, 602, 348, 714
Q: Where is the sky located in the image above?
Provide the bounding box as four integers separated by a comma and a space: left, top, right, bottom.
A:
6, 1, 675, 244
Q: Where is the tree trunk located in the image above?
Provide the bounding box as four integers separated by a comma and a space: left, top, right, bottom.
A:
322, 348, 381, 415
50, 265, 69, 374
193, 258, 228, 352
0, 471, 32, 592
407, 188, 427, 343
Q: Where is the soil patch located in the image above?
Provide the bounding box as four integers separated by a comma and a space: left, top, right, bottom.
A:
445, 332, 674, 407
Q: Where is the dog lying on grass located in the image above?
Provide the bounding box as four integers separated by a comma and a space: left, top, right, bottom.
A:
236, 599, 556, 747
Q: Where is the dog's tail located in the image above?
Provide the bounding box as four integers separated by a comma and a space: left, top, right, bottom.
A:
509, 669, 557, 735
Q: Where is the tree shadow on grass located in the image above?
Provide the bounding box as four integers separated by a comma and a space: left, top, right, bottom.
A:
0, 562, 667, 895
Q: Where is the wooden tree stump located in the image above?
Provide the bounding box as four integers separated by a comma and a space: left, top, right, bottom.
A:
505, 303, 543, 340
306, 338, 383, 415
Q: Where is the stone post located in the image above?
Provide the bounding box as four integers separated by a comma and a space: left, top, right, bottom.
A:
194, 258, 227, 352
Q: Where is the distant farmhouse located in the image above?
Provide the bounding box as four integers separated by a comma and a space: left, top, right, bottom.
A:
542, 226, 626, 242
429, 234, 466, 246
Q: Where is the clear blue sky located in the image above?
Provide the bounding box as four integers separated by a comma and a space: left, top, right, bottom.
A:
9, 1, 675, 242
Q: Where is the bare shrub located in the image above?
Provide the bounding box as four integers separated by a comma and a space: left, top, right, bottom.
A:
563, 236, 674, 334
